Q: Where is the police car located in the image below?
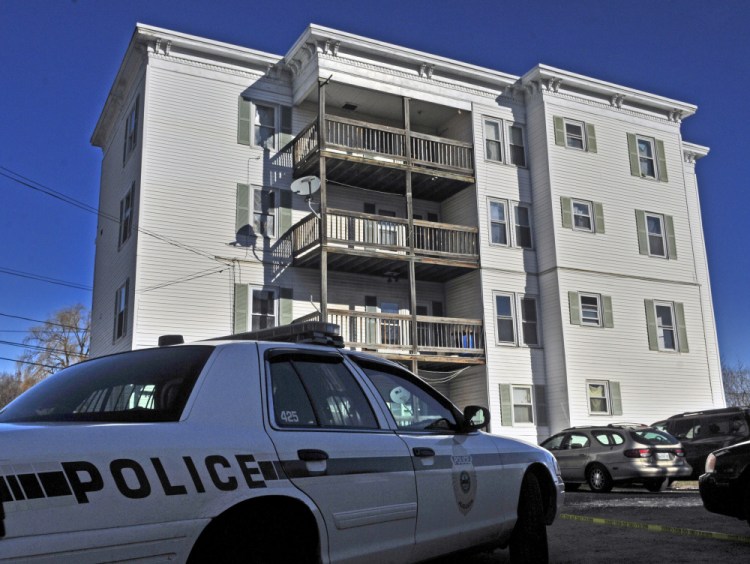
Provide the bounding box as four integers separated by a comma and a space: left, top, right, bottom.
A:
0, 322, 563, 563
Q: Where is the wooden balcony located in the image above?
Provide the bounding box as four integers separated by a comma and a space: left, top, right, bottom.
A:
287, 209, 479, 281
289, 117, 475, 200
295, 310, 485, 367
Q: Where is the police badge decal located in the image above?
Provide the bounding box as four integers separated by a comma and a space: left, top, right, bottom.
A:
451, 449, 477, 515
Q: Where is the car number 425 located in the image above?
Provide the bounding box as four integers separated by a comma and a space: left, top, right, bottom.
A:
280, 410, 299, 424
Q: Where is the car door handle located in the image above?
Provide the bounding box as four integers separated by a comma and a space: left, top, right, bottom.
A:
412, 447, 435, 458
298, 449, 329, 462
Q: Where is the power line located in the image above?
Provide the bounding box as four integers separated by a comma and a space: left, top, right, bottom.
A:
137, 266, 229, 293
0, 312, 89, 331
0, 339, 89, 358
0, 266, 92, 291
0, 166, 224, 264
0, 356, 59, 370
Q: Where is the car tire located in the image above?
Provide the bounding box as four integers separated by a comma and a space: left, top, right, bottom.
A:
587, 464, 613, 493
564, 483, 581, 492
509, 472, 548, 564
645, 478, 665, 492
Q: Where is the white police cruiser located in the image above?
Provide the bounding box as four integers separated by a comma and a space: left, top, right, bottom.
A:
0, 322, 563, 563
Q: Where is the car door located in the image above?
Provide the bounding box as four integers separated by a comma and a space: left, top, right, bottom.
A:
558, 432, 592, 482
352, 357, 508, 562
260, 347, 417, 564
541, 433, 570, 480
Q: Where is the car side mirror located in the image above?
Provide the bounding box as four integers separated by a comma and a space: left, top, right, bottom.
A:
461, 405, 490, 432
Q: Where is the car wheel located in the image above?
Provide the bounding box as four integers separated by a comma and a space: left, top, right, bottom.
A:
645, 478, 665, 493
587, 464, 613, 493
564, 483, 581, 492
509, 472, 548, 564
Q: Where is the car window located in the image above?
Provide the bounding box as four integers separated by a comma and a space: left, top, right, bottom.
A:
593, 431, 623, 446
568, 433, 590, 449
269, 354, 378, 429
669, 418, 699, 440
631, 428, 678, 445
610, 432, 625, 445
0, 346, 213, 423
542, 434, 565, 451
356, 362, 457, 431
697, 415, 748, 438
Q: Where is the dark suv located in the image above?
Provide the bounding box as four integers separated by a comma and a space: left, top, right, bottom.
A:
653, 407, 750, 478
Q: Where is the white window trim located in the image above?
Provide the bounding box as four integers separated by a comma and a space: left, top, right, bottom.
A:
654, 301, 677, 352
587, 380, 611, 415
636, 135, 658, 179
563, 118, 586, 150
579, 293, 602, 327
483, 117, 527, 168
488, 199, 509, 247
246, 286, 278, 332
488, 198, 533, 249
571, 199, 594, 233
493, 292, 540, 347
511, 384, 535, 426
645, 212, 667, 258
514, 203, 533, 249
249, 101, 292, 151
253, 187, 278, 239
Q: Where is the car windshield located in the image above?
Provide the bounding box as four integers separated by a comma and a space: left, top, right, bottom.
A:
630, 428, 678, 445
0, 346, 213, 423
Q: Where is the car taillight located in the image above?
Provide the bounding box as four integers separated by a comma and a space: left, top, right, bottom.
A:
672, 448, 685, 457
624, 448, 652, 458
705, 453, 716, 473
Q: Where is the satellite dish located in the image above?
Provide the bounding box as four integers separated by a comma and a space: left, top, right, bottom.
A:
291, 176, 321, 197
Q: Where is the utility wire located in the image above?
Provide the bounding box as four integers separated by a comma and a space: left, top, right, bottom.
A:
0, 266, 92, 291
0, 356, 59, 370
0, 166, 224, 264
0, 339, 89, 358
0, 312, 89, 332
137, 266, 229, 293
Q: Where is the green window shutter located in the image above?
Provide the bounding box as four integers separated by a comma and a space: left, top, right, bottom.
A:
594, 202, 605, 234
656, 139, 668, 182
279, 190, 292, 236
553, 116, 565, 146
602, 295, 614, 328
568, 291, 581, 325
279, 287, 293, 325
665, 214, 677, 259
236, 183, 251, 240
586, 123, 597, 153
561, 197, 572, 229
500, 384, 513, 426
279, 106, 293, 148
534, 385, 548, 427
627, 133, 640, 176
609, 381, 623, 416
644, 299, 658, 351
674, 302, 689, 353
237, 97, 251, 146
234, 284, 248, 334
635, 210, 649, 255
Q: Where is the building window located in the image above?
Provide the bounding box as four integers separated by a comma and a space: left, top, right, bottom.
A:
655, 302, 676, 351
587, 381, 611, 414
495, 293, 515, 344
580, 294, 601, 326
572, 200, 593, 232
253, 188, 276, 238
251, 288, 277, 330
646, 213, 666, 257
627, 133, 667, 181
514, 204, 533, 248
114, 279, 129, 341
485, 120, 503, 162
645, 299, 688, 353
484, 118, 527, 167
118, 184, 134, 248
554, 116, 597, 153
520, 297, 539, 345
512, 385, 534, 424
238, 99, 292, 150
122, 96, 139, 165
489, 200, 508, 245
508, 125, 526, 167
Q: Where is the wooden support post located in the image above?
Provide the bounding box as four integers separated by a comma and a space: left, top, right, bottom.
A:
319, 79, 328, 321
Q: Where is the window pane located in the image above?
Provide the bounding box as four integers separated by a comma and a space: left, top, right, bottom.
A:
513, 405, 533, 424
656, 305, 673, 327
513, 387, 531, 404
491, 224, 507, 245
496, 295, 512, 317
588, 383, 605, 398
580, 295, 600, 325
515, 206, 532, 248
637, 139, 653, 158
270, 360, 317, 427
498, 319, 515, 343
565, 122, 584, 149
490, 202, 506, 221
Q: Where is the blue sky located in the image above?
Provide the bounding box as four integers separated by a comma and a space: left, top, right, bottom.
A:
1, 0, 749, 374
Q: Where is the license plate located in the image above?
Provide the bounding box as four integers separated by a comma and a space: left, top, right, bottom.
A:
656, 452, 670, 460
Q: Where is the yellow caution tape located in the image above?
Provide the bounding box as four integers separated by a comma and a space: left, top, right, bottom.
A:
560, 513, 750, 543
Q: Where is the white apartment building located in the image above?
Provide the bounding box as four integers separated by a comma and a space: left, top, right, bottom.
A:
90, 24, 724, 442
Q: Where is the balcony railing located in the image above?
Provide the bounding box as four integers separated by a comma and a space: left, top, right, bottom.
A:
290, 116, 474, 176
288, 210, 479, 261
298, 309, 483, 357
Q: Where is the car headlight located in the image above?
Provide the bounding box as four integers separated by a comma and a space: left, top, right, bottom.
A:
705, 453, 716, 474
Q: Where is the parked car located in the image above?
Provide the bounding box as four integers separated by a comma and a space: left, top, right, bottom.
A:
699, 439, 750, 527
541, 424, 691, 493
653, 406, 750, 478
0, 322, 564, 563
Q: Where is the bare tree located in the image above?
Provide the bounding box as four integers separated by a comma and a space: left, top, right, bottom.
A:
0, 371, 23, 408
722, 360, 750, 407
15, 304, 90, 393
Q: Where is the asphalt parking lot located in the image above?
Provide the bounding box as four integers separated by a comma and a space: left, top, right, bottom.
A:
444, 482, 750, 563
